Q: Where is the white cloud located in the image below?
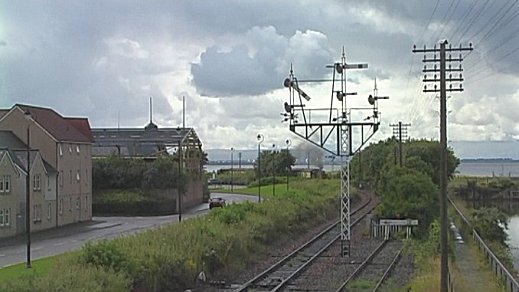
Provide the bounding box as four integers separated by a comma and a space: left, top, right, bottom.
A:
0, 0, 518, 155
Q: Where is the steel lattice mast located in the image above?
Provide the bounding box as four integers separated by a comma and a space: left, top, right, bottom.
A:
283, 49, 388, 256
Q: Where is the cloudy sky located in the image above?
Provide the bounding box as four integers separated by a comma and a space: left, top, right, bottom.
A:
1, 1, 518, 154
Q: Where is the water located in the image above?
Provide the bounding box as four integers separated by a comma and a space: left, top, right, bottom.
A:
456, 161, 519, 177
507, 216, 519, 269
205, 164, 339, 173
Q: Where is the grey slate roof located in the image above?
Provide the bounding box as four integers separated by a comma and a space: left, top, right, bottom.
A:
0, 130, 56, 173
91, 127, 202, 158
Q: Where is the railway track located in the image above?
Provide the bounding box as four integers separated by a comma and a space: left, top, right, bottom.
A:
234, 192, 377, 292
335, 239, 404, 292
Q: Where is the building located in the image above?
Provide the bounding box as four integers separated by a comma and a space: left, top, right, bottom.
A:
0, 104, 94, 238
91, 120, 205, 209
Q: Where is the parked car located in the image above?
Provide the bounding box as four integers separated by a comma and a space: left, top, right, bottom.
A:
208, 178, 221, 185
209, 197, 226, 209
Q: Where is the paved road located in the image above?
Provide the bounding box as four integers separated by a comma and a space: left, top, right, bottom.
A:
0, 192, 257, 268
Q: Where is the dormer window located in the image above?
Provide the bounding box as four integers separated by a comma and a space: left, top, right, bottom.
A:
68, 145, 72, 153
76, 145, 80, 154
59, 145, 63, 156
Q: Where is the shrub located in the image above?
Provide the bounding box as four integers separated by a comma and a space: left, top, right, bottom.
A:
79, 241, 134, 273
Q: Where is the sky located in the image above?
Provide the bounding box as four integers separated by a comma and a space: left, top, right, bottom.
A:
1, 1, 519, 157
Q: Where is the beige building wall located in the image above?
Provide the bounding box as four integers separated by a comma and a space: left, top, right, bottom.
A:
57, 142, 92, 225
0, 106, 93, 232
29, 153, 56, 233
0, 153, 24, 238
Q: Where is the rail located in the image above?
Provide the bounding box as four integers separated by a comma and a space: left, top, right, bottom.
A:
372, 247, 403, 292
234, 193, 374, 292
449, 197, 519, 292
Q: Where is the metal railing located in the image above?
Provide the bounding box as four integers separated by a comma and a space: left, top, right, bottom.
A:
449, 197, 519, 292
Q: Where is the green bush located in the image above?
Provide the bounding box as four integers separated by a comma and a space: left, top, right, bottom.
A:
93, 190, 176, 216
79, 241, 134, 273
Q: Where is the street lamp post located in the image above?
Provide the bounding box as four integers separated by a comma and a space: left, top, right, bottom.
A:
257, 134, 264, 202
24, 111, 32, 269
230, 147, 234, 192
272, 144, 276, 196
285, 139, 291, 190
176, 141, 182, 222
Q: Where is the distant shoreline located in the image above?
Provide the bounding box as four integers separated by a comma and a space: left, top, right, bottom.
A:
461, 158, 519, 163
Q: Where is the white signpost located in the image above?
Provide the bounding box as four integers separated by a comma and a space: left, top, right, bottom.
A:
376, 218, 419, 239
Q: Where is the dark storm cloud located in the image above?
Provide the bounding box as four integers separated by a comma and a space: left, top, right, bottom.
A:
191, 27, 334, 97
192, 45, 280, 96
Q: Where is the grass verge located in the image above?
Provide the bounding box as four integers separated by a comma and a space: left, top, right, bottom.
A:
1, 178, 342, 291
0, 255, 58, 283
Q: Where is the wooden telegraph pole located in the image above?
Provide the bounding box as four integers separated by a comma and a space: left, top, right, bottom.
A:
413, 40, 472, 292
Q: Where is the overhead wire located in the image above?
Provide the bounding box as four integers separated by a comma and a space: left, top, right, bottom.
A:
434, 0, 462, 41
449, 0, 482, 41
406, 0, 442, 123
454, 0, 490, 43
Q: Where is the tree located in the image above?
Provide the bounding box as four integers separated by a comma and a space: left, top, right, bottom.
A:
92, 156, 185, 191
376, 166, 439, 236
255, 149, 296, 177
405, 140, 459, 185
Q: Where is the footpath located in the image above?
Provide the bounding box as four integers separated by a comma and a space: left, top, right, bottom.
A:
451, 239, 503, 292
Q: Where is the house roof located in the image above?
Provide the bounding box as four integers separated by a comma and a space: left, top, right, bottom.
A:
0, 109, 8, 119
0, 131, 56, 174
65, 117, 95, 142
14, 104, 94, 143
12, 149, 56, 174
91, 127, 202, 158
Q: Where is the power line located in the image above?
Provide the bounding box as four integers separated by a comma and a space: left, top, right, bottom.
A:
389, 122, 411, 167
454, 0, 491, 43
449, 0, 482, 41
434, 0, 462, 41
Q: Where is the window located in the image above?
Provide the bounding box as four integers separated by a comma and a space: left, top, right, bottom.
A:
4, 208, 9, 226
47, 203, 52, 220
59, 144, 63, 156
76, 145, 80, 154
69, 197, 72, 211
47, 176, 51, 191
76, 170, 80, 182
0, 209, 3, 226
33, 204, 42, 222
85, 169, 88, 186
59, 171, 64, 187
0, 175, 11, 193
59, 199, 63, 215
76, 198, 80, 210
68, 145, 72, 153
33, 174, 41, 191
